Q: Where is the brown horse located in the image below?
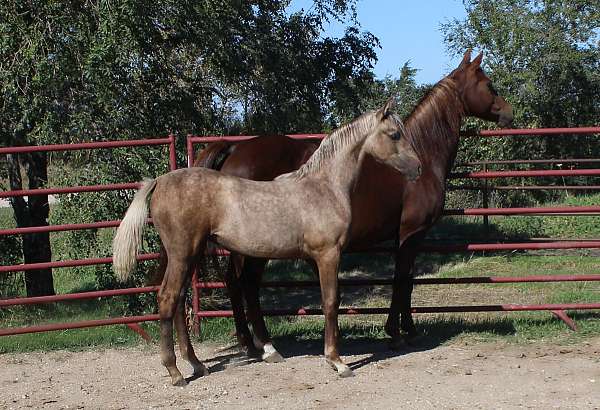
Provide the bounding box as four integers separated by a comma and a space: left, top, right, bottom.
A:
186, 50, 514, 360
113, 100, 421, 385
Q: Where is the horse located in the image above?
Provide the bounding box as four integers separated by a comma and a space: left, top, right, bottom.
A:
183, 50, 514, 360
113, 99, 422, 385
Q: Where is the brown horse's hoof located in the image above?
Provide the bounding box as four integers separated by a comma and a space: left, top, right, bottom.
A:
192, 364, 210, 377
388, 336, 406, 351
403, 332, 424, 346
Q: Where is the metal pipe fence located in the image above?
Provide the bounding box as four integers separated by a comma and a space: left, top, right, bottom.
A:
0, 127, 599, 338
188, 127, 600, 331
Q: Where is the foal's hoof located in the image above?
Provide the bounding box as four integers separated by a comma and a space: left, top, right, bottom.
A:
327, 359, 354, 378
261, 343, 284, 363
262, 350, 285, 363
172, 377, 188, 387
338, 366, 354, 378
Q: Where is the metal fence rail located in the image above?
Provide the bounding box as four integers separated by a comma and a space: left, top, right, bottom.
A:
0, 127, 599, 338
188, 127, 600, 332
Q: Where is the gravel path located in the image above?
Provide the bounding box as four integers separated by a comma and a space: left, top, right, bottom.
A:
2, 337, 599, 409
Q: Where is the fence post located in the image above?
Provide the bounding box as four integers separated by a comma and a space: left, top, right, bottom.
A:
186, 135, 195, 168
191, 269, 201, 336
168, 134, 177, 171
482, 162, 490, 239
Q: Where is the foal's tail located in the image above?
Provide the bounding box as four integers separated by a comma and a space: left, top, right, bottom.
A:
112, 178, 157, 282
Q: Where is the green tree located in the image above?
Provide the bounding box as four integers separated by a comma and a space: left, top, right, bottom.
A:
442, 0, 600, 162
0, 1, 378, 298
352, 61, 431, 121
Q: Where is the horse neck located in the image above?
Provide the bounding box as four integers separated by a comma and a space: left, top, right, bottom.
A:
288, 111, 377, 196
405, 78, 465, 179
315, 138, 368, 199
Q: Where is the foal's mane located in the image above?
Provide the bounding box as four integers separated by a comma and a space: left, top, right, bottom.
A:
403, 77, 465, 160
279, 110, 401, 180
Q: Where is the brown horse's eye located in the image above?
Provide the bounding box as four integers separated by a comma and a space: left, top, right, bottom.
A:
488, 82, 498, 96
390, 132, 402, 141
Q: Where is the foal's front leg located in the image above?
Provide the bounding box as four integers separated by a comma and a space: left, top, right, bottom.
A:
316, 249, 352, 377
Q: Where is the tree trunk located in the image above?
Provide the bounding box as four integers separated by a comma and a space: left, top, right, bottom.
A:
7, 152, 55, 297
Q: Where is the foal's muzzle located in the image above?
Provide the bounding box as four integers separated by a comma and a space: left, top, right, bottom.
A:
389, 154, 422, 182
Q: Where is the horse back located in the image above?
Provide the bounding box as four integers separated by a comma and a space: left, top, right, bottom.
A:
218, 135, 319, 180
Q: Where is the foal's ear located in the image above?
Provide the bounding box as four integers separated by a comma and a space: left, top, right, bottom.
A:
458, 49, 472, 69
377, 97, 396, 120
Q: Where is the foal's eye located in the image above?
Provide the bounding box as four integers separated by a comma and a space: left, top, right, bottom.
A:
390, 132, 402, 141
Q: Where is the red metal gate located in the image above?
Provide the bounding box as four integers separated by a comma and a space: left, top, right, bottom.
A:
0, 137, 176, 337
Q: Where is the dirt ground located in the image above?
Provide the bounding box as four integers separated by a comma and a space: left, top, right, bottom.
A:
1, 336, 599, 410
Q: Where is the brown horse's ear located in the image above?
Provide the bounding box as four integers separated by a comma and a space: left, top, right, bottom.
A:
458, 49, 472, 69
471, 51, 483, 69
377, 97, 396, 120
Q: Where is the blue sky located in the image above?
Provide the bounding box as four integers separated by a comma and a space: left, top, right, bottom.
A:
288, 0, 468, 85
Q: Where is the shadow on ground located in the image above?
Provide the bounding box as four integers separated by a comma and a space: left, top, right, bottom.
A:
198, 316, 521, 376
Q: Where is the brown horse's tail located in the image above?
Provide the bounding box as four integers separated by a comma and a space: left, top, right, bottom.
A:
192, 141, 236, 283
193, 140, 235, 170
113, 178, 157, 282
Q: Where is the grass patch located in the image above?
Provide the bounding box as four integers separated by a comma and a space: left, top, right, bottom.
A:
0, 301, 161, 354
0, 322, 161, 354
1, 194, 599, 353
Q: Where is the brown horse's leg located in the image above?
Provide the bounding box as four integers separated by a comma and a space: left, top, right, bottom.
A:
159, 257, 192, 386
225, 253, 257, 355
243, 258, 284, 363
174, 293, 209, 377
385, 234, 422, 348
316, 250, 352, 377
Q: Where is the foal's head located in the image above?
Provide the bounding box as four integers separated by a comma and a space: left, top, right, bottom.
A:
449, 50, 513, 127
364, 98, 422, 182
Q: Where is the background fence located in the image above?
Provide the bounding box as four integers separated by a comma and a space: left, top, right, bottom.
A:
1, 128, 599, 338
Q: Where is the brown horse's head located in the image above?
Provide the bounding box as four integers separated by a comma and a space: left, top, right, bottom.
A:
365, 98, 422, 182
450, 50, 513, 127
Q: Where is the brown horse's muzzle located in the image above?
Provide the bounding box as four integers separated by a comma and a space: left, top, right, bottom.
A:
492, 97, 514, 128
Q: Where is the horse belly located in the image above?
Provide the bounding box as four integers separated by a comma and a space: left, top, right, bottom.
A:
213, 205, 305, 259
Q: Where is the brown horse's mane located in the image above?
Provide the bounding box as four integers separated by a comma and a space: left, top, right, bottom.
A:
280, 110, 403, 181
403, 77, 465, 163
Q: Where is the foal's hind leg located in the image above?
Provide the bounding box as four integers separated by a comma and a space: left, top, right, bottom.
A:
243, 258, 284, 363
174, 293, 209, 377
159, 257, 197, 386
